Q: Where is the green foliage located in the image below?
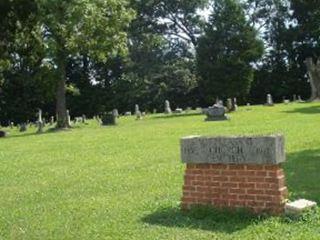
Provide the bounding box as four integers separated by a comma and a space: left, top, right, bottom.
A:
197, 0, 263, 104
248, 0, 310, 103
290, 0, 320, 57
38, 0, 135, 61
0, 0, 39, 74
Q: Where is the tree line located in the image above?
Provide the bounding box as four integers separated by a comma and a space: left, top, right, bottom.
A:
0, 0, 319, 127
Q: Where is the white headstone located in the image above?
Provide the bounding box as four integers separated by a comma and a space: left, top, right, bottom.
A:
164, 100, 172, 114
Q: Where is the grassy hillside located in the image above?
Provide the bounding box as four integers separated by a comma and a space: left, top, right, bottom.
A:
1, 102, 320, 239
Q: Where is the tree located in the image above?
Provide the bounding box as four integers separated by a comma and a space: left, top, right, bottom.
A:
290, 0, 320, 101
0, 0, 39, 81
109, 0, 200, 112
196, 0, 263, 104
305, 58, 320, 101
37, 0, 134, 128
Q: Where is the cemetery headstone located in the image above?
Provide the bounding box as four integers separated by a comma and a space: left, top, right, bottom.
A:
164, 100, 172, 114
37, 109, 43, 133
66, 110, 71, 126
226, 98, 233, 112
265, 94, 274, 106
82, 114, 86, 123
135, 104, 140, 115
297, 95, 304, 103
293, 94, 297, 102
205, 104, 229, 121
101, 112, 116, 125
136, 111, 142, 120
283, 99, 290, 104
124, 111, 131, 116
180, 135, 288, 214
112, 109, 119, 118
232, 98, 238, 111
50, 116, 54, 125
135, 104, 142, 120
174, 108, 183, 114
19, 123, 27, 132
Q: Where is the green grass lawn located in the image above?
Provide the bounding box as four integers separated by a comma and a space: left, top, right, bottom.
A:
1, 102, 320, 239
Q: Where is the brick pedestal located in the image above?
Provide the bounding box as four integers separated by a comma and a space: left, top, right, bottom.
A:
181, 163, 288, 214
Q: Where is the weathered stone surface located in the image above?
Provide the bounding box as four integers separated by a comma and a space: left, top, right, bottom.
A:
181, 135, 285, 165
265, 94, 274, 106
285, 199, 317, 215
205, 105, 229, 121
101, 112, 116, 125
164, 100, 172, 114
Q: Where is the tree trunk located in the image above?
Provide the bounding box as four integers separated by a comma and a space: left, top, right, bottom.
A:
305, 57, 320, 101
55, 51, 70, 129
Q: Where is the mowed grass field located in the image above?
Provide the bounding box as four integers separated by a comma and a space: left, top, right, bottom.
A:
1, 102, 320, 239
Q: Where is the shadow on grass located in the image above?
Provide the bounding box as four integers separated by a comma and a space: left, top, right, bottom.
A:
285, 148, 320, 202
5, 127, 72, 139
143, 149, 320, 233
152, 112, 202, 120
142, 206, 267, 234
283, 105, 320, 114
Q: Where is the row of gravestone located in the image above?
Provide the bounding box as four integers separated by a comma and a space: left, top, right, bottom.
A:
100, 101, 195, 126
0, 94, 305, 133
100, 93, 305, 126
0, 109, 87, 137
265, 94, 304, 106
203, 94, 305, 121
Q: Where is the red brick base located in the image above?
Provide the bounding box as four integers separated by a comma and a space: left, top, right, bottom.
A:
181, 163, 288, 214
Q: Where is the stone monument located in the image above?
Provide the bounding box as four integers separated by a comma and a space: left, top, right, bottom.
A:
232, 98, 238, 111
164, 100, 172, 114
265, 94, 274, 106
49, 116, 54, 125
66, 110, 71, 126
174, 108, 183, 114
205, 104, 229, 121
19, 123, 27, 132
297, 95, 304, 103
112, 109, 119, 118
293, 94, 297, 102
101, 112, 116, 125
180, 135, 288, 214
36, 109, 43, 133
135, 104, 139, 115
226, 98, 233, 112
82, 114, 86, 123
135, 104, 142, 120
